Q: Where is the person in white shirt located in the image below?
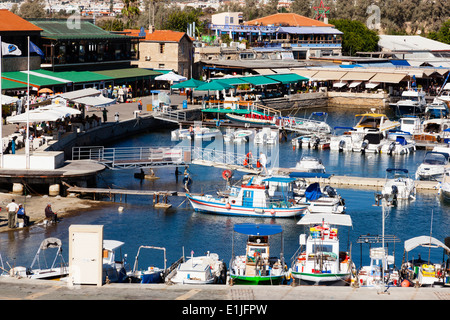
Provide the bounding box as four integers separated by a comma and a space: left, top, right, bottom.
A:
6, 199, 19, 228
259, 152, 267, 175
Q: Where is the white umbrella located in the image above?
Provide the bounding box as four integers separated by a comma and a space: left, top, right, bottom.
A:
1, 94, 19, 105
39, 105, 81, 115
6, 109, 68, 123
155, 71, 187, 82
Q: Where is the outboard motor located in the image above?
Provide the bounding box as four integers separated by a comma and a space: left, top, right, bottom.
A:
361, 139, 369, 154
313, 137, 320, 149
388, 141, 396, 155
324, 185, 337, 197
338, 140, 345, 152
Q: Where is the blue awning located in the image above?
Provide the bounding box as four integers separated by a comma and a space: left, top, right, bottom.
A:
289, 172, 332, 179
262, 177, 296, 183
277, 26, 343, 35
233, 223, 283, 236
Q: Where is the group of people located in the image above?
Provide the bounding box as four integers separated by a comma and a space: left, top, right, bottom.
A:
4, 199, 59, 229
244, 151, 268, 175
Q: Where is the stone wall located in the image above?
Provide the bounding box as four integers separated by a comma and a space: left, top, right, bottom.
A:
327, 91, 389, 108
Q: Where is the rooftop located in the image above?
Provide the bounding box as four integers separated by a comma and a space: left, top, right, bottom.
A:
0, 9, 42, 32
379, 35, 450, 52
123, 29, 191, 42
244, 13, 333, 27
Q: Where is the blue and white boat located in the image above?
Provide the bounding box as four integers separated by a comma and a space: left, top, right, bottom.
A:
187, 176, 309, 218
127, 245, 167, 284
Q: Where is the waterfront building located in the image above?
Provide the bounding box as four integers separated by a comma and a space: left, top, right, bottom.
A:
209, 12, 343, 60
125, 28, 193, 79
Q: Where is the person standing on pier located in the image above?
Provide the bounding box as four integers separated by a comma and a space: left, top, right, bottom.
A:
102, 108, 108, 123
17, 204, 29, 227
6, 199, 19, 228
259, 152, 267, 175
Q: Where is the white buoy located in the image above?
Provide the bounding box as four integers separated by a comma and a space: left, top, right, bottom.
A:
118, 206, 124, 212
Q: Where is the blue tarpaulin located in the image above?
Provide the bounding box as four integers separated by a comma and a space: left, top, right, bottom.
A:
289, 172, 332, 179
233, 223, 283, 236
304, 182, 322, 201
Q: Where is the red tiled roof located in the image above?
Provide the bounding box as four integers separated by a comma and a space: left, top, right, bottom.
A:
123, 29, 190, 42
0, 9, 43, 32
245, 13, 333, 27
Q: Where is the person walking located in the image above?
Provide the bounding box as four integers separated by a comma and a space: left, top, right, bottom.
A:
6, 199, 19, 228
138, 99, 142, 111
259, 152, 268, 175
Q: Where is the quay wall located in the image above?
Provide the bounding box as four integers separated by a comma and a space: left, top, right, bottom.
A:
261, 92, 328, 111
327, 91, 389, 108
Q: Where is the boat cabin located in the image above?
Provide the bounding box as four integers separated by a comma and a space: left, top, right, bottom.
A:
399, 117, 421, 134
422, 151, 449, 166
400, 90, 426, 103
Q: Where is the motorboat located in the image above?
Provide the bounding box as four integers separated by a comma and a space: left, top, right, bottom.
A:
171, 127, 220, 140
232, 129, 254, 143
8, 238, 69, 280
294, 156, 326, 173
102, 240, 131, 284
226, 112, 276, 125
425, 100, 449, 119
329, 127, 364, 152
380, 136, 416, 155
187, 176, 309, 218
127, 245, 167, 284
438, 170, 450, 202
434, 83, 450, 106
389, 89, 427, 117
290, 214, 354, 286
353, 110, 400, 133
166, 251, 226, 284
399, 236, 450, 287
415, 151, 450, 181
381, 168, 416, 205
294, 181, 346, 214
278, 112, 332, 136
254, 127, 278, 145
292, 134, 330, 150
352, 131, 385, 153
413, 118, 450, 143
229, 223, 287, 285
398, 117, 422, 136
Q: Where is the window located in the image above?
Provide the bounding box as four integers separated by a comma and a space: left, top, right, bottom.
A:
159, 43, 165, 54
158, 64, 165, 69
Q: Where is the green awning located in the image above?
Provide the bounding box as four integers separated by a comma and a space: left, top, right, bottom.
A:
265, 73, 309, 84
32, 69, 114, 83
29, 20, 134, 40
211, 77, 249, 86
241, 75, 280, 86
195, 81, 234, 91
2, 71, 66, 88
171, 78, 205, 89
93, 68, 162, 80
1, 78, 27, 90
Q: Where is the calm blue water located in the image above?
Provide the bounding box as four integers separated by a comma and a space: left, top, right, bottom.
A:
1, 107, 449, 274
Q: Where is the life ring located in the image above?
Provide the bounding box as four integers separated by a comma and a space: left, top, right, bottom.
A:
222, 169, 232, 180
270, 209, 275, 215
225, 202, 231, 210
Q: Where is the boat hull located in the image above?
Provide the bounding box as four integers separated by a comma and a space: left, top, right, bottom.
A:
290, 271, 351, 286
229, 274, 284, 285
187, 194, 307, 218
226, 113, 274, 125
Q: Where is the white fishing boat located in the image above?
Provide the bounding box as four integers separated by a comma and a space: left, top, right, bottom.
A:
226, 112, 276, 125
293, 180, 346, 214
415, 151, 450, 181
380, 135, 416, 155
102, 240, 131, 283
171, 127, 220, 140
400, 236, 450, 287
438, 170, 450, 202
294, 156, 326, 173
357, 247, 399, 287
229, 223, 287, 285
381, 168, 416, 205
187, 176, 309, 218
127, 245, 167, 284
166, 251, 226, 285
8, 238, 69, 280
290, 214, 354, 286
390, 89, 427, 116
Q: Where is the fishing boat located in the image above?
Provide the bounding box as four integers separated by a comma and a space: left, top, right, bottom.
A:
294, 156, 326, 173
8, 238, 69, 280
186, 176, 309, 218
415, 151, 450, 181
389, 89, 427, 117
166, 251, 226, 285
438, 170, 450, 202
357, 247, 399, 287
293, 181, 346, 214
229, 223, 287, 285
102, 240, 131, 283
400, 236, 450, 287
381, 168, 416, 205
278, 112, 332, 135
290, 214, 354, 286
171, 127, 220, 140
127, 245, 167, 284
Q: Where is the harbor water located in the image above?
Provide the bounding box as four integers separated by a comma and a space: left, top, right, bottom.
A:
1, 107, 450, 276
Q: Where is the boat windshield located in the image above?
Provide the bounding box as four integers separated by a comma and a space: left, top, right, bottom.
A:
355, 115, 381, 128
423, 153, 448, 165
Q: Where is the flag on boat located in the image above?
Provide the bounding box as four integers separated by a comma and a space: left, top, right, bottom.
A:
1, 41, 21, 56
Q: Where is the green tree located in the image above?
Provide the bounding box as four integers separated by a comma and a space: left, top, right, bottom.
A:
330, 19, 379, 56
433, 19, 450, 44
163, 7, 205, 34
121, 0, 141, 28
290, 0, 312, 17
